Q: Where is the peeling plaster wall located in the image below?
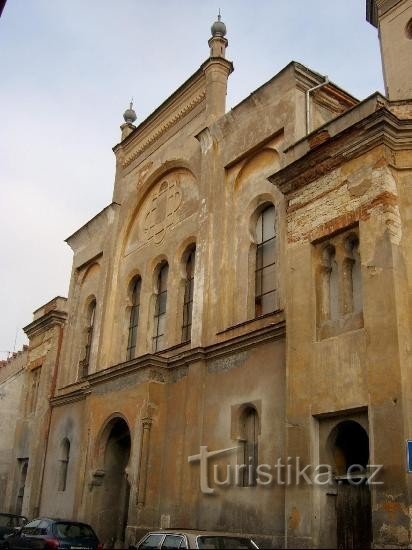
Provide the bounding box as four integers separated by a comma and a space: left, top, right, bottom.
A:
0, 352, 27, 510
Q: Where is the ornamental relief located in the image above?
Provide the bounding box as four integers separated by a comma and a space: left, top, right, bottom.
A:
143, 178, 182, 244
124, 168, 198, 255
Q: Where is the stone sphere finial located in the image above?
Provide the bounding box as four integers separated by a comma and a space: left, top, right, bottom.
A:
211, 10, 227, 37
123, 100, 137, 124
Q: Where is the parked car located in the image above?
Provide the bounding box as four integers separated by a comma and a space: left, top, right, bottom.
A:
130, 530, 259, 549
0, 515, 27, 549
4, 518, 102, 550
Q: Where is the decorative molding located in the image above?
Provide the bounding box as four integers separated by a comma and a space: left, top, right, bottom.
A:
23, 310, 68, 339
271, 107, 412, 196
50, 319, 285, 407
122, 91, 206, 168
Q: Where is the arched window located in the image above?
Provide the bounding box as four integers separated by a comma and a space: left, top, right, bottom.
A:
153, 263, 169, 352
255, 205, 277, 316
182, 247, 196, 342
81, 299, 96, 377
126, 277, 141, 360
239, 407, 259, 487
58, 439, 70, 492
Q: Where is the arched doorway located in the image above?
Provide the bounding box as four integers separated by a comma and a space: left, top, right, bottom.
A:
328, 420, 372, 549
97, 417, 131, 548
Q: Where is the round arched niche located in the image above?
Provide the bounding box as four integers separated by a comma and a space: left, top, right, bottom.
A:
124, 167, 198, 255
327, 420, 369, 476
235, 148, 280, 191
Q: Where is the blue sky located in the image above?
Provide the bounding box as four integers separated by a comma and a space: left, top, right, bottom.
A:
0, 0, 383, 356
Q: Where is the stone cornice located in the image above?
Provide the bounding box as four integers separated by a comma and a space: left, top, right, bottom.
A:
113, 64, 208, 169
367, 0, 404, 27
65, 202, 120, 248
294, 63, 358, 106
120, 90, 206, 168
23, 310, 68, 339
271, 101, 412, 195
51, 319, 285, 407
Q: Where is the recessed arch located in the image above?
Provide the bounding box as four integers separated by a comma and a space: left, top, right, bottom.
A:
149, 254, 170, 281
58, 438, 70, 492
94, 414, 132, 548
235, 148, 280, 191
123, 165, 198, 255
94, 413, 132, 468
80, 262, 100, 286
327, 420, 369, 476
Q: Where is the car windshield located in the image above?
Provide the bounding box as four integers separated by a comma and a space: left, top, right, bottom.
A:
53, 523, 96, 539
0, 515, 25, 528
197, 536, 257, 549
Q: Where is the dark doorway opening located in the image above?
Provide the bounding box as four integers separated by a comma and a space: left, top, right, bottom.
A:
329, 420, 372, 550
98, 418, 131, 549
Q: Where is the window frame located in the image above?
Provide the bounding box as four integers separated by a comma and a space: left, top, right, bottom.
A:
80, 298, 96, 377
254, 204, 277, 317
152, 263, 169, 352
126, 277, 142, 360
58, 438, 70, 492
181, 247, 195, 343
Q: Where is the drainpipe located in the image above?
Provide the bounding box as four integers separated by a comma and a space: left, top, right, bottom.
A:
306, 76, 329, 134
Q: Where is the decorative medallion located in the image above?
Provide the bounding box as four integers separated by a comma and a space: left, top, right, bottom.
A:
143, 175, 182, 244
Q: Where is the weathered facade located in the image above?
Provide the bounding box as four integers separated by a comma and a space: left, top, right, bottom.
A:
0, 298, 67, 518
3, 1, 412, 548
0, 347, 28, 510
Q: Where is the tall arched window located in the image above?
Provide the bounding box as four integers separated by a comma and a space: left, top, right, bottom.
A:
127, 277, 141, 360
81, 299, 96, 377
255, 205, 277, 316
182, 247, 196, 342
239, 407, 259, 487
153, 263, 169, 352
58, 438, 70, 492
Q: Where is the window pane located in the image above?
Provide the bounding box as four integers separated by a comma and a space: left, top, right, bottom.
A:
182, 326, 189, 342
162, 535, 185, 549
128, 325, 137, 347
262, 263, 276, 294
140, 534, 164, 549
53, 523, 97, 539
262, 205, 275, 241
188, 278, 194, 301
159, 265, 169, 292
187, 305, 192, 326
155, 334, 165, 351
89, 301, 96, 327
261, 291, 277, 314
132, 280, 141, 306
157, 314, 166, 336
183, 305, 189, 327
158, 292, 167, 315
184, 281, 191, 303
130, 305, 139, 328
197, 537, 256, 549
255, 270, 262, 296
262, 238, 276, 267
